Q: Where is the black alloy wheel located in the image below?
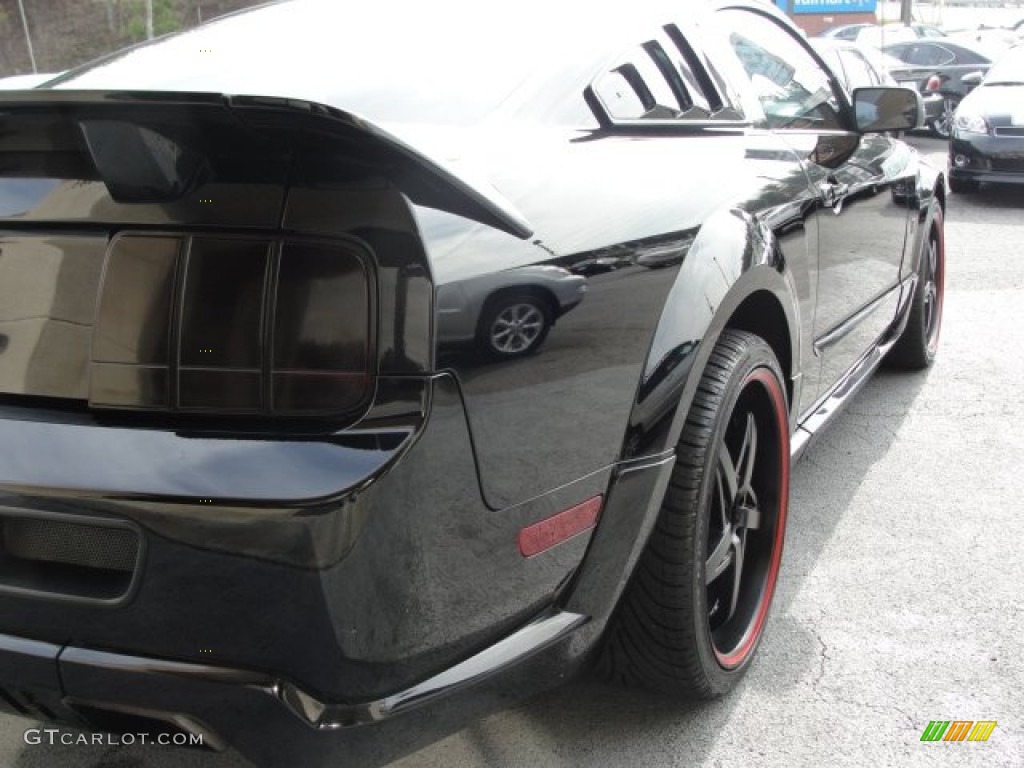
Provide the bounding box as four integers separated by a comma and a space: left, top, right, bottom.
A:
599, 330, 790, 697
928, 94, 960, 139
887, 204, 945, 369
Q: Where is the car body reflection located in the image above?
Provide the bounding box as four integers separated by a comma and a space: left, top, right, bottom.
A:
437, 265, 586, 358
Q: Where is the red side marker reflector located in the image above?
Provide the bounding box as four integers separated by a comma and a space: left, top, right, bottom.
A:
518, 496, 603, 558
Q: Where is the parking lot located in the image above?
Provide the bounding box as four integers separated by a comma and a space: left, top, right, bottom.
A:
1, 136, 1022, 768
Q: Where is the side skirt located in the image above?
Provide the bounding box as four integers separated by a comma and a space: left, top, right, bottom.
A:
791, 273, 917, 462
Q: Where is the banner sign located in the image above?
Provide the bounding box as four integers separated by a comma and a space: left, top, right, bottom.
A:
774, 0, 878, 13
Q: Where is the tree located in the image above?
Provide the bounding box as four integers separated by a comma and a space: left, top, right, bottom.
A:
16, 0, 36, 72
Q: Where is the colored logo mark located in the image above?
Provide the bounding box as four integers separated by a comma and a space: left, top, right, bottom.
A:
920, 720, 997, 742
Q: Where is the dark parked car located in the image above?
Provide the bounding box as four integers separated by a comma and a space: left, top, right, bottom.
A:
883, 39, 992, 137
0, 2, 942, 766
949, 46, 1024, 193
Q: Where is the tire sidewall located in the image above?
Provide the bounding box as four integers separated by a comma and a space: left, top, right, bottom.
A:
689, 340, 789, 693
922, 205, 945, 362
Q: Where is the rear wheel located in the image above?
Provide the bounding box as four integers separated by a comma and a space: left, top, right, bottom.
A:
887, 205, 945, 369
599, 330, 790, 698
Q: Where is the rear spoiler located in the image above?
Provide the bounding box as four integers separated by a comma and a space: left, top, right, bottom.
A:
0, 89, 532, 239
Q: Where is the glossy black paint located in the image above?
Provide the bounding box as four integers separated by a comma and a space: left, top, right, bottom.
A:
0, 1, 944, 764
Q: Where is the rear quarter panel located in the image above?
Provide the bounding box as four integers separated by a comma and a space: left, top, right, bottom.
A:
424, 125, 812, 509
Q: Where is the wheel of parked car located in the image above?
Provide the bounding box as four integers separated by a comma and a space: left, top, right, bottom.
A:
949, 176, 979, 194
599, 329, 789, 697
928, 95, 960, 139
479, 293, 552, 358
887, 205, 945, 369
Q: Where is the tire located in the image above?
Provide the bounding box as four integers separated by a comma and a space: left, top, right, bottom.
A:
599, 329, 790, 698
949, 176, 979, 194
927, 95, 960, 139
887, 205, 945, 369
478, 293, 552, 358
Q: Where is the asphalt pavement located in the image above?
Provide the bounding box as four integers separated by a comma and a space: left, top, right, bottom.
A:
1, 137, 1022, 768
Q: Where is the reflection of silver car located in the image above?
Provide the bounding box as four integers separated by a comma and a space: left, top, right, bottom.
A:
811, 39, 898, 94
437, 266, 586, 357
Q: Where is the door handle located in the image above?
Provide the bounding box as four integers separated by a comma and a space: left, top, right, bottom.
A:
818, 178, 850, 212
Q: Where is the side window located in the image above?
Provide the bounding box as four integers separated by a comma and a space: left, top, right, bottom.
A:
662, 24, 719, 116
949, 46, 988, 66
716, 9, 845, 131
905, 44, 955, 67
886, 44, 911, 63
590, 47, 687, 120
586, 29, 742, 124
591, 66, 662, 121
663, 44, 714, 115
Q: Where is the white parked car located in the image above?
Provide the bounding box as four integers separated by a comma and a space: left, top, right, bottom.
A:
0, 73, 57, 89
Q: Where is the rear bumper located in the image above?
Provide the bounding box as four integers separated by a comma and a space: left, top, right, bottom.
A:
0, 375, 596, 701
0, 370, 677, 764
1, 611, 585, 757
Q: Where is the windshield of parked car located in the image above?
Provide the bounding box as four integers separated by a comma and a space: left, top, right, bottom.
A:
983, 49, 1024, 84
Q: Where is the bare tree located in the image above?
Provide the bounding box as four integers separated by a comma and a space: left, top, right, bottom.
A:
16, 0, 36, 72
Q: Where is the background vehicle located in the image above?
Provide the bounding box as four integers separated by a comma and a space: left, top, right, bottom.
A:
948, 24, 1020, 56
883, 39, 992, 137
822, 22, 945, 46
820, 23, 873, 41
949, 46, 1024, 193
812, 38, 899, 93
0, 2, 941, 766
0, 73, 56, 88
855, 24, 921, 49
437, 266, 586, 357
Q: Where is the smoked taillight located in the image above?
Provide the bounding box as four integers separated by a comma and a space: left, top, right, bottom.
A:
272, 243, 370, 413
90, 234, 372, 417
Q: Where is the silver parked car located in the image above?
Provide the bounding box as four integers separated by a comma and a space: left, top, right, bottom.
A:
437, 266, 586, 357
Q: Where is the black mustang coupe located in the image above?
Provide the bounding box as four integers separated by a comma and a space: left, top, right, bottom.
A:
0, 1, 942, 765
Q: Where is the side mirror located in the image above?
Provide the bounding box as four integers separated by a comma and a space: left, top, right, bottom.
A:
961, 71, 984, 88
852, 86, 924, 133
